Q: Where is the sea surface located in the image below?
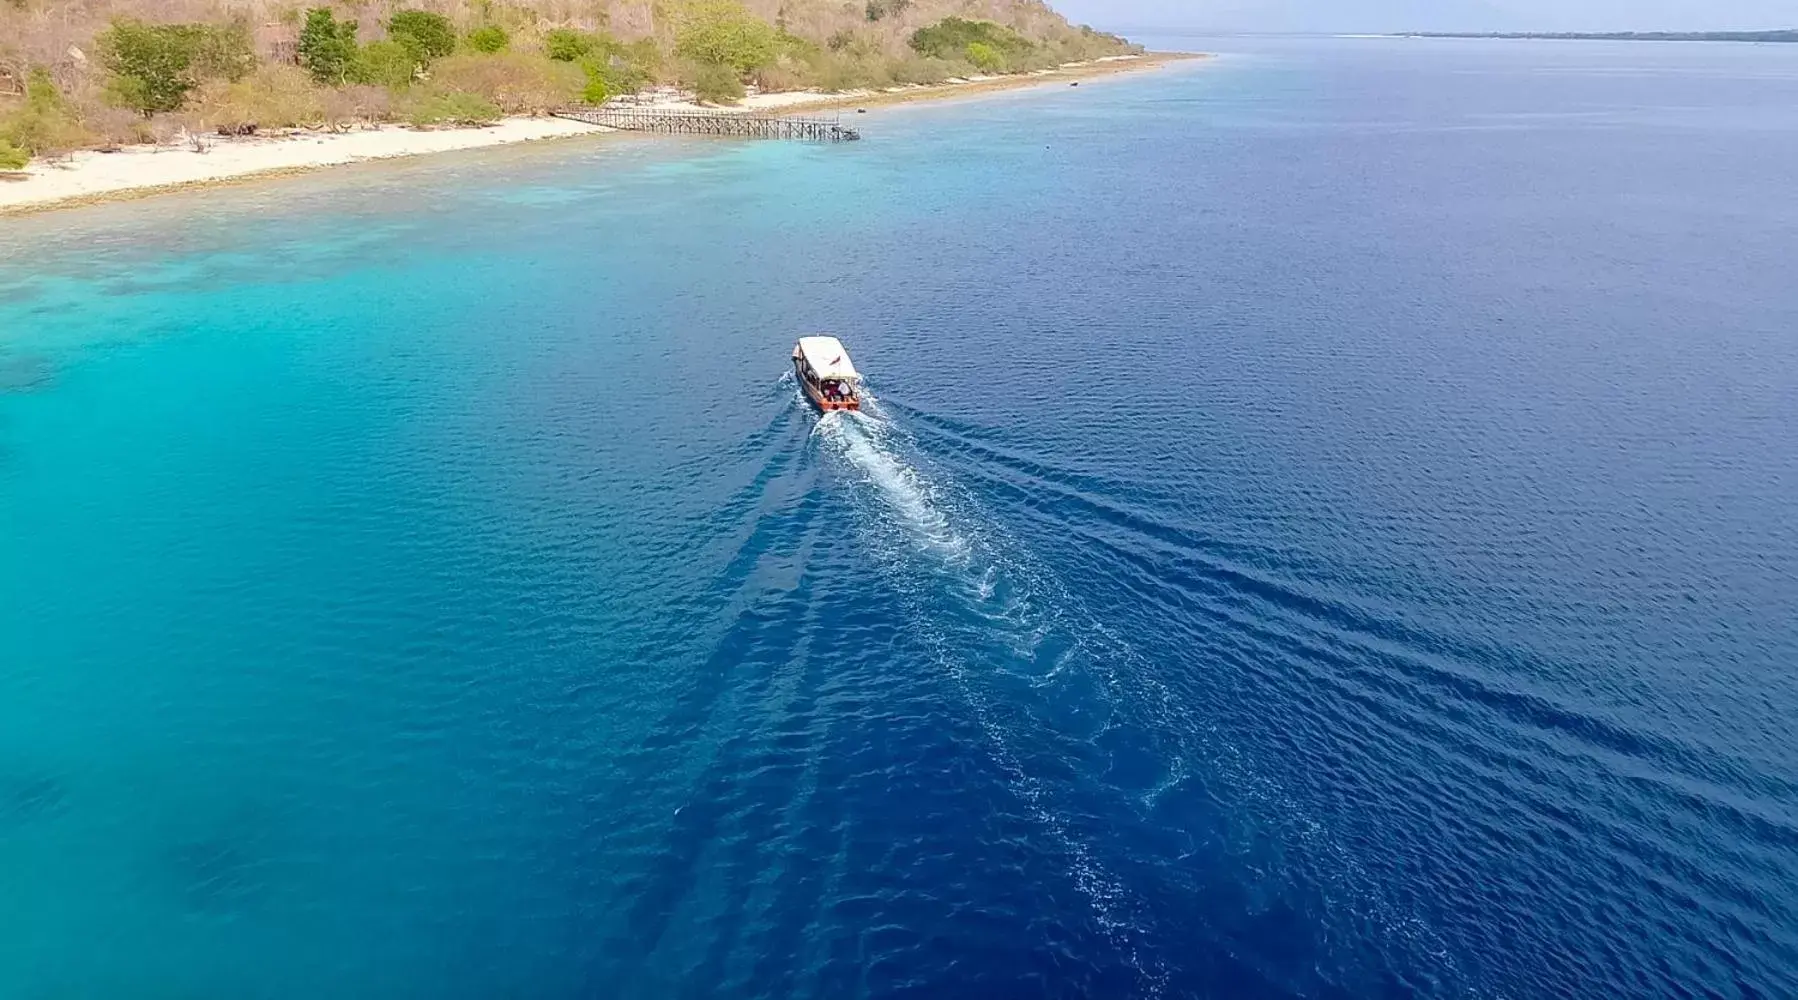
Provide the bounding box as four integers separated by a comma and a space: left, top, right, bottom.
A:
2, 36, 1796, 999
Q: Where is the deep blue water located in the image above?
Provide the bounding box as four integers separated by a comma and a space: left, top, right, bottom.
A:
3, 37, 1797, 999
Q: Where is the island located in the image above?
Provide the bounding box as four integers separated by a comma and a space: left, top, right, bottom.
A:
0, 0, 1193, 213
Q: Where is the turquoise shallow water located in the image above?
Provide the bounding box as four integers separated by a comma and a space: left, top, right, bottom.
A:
3, 39, 1797, 998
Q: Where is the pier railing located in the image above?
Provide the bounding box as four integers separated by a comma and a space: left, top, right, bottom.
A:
551, 107, 861, 142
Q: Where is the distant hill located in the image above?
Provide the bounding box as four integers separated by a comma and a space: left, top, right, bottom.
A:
2, 0, 1135, 80
1407, 30, 1798, 42
0, 0, 1136, 164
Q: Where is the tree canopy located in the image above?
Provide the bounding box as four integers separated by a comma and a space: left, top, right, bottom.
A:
965, 41, 1003, 72
98, 19, 254, 114
687, 60, 746, 103
545, 28, 600, 62
352, 40, 418, 87
675, 0, 779, 74
2, 68, 88, 163
298, 8, 359, 85
909, 18, 1033, 61
388, 10, 457, 61
466, 26, 510, 54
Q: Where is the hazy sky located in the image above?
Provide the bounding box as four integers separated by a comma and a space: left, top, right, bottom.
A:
1055, 0, 1798, 34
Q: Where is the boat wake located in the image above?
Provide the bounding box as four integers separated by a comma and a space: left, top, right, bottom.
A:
806, 402, 1481, 997
811, 407, 1168, 992
812, 410, 966, 563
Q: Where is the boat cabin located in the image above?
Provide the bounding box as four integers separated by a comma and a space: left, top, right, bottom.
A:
793, 336, 862, 412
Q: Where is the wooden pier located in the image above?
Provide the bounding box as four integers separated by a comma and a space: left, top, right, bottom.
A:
552, 107, 861, 142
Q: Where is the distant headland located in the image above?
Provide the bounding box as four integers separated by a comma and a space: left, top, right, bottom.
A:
1401, 30, 1798, 43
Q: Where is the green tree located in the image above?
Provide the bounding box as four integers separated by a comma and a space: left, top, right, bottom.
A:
576, 36, 655, 98
2, 68, 91, 157
621, 39, 663, 80
387, 10, 456, 62
909, 18, 1032, 62
23, 67, 63, 112
466, 26, 510, 54
350, 40, 417, 87
0, 141, 28, 170
965, 41, 1003, 72
298, 8, 359, 85
187, 22, 257, 80
687, 61, 745, 104
545, 28, 597, 62
98, 20, 253, 114
580, 73, 610, 105
675, 0, 778, 73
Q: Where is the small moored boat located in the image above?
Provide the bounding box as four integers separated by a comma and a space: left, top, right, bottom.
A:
793, 335, 862, 412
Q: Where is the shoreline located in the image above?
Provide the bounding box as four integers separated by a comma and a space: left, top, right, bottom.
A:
0, 52, 1204, 217
728, 51, 1206, 115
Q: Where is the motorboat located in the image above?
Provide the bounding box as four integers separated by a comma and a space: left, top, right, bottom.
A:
793, 335, 862, 412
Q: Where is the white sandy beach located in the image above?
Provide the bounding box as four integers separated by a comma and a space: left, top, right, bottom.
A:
0, 116, 609, 214
0, 54, 1185, 216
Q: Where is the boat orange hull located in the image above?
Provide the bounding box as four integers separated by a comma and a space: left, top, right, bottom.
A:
794, 357, 860, 411
803, 379, 860, 411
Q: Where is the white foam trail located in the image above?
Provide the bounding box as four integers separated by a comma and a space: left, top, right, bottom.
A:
805, 397, 1486, 996
810, 404, 1169, 994
813, 411, 968, 563
927, 634, 1169, 997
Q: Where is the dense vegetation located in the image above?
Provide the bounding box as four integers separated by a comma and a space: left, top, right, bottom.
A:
909, 16, 1032, 69
0, 0, 1137, 168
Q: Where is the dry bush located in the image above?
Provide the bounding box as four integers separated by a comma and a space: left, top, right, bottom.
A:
886, 54, 960, 86
145, 112, 186, 144
322, 82, 391, 127
78, 102, 151, 144
806, 49, 897, 92
810, 61, 871, 93
396, 86, 501, 125
750, 62, 804, 93
424, 51, 582, 114
185, 63, 326, 129
186, 71, 390, 134
0, 68, 97, 157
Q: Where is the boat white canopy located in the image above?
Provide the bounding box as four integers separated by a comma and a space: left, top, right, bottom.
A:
796, 336, 860, 381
